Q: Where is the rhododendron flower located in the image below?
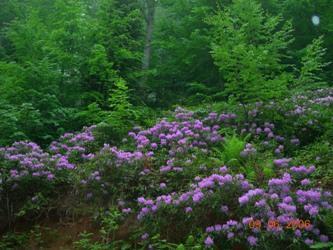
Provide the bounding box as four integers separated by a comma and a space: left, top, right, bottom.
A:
204, 236, 214, 247
247, 236, 258, 246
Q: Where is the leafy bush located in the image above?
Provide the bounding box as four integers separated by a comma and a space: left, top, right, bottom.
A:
1, 90, 333, 249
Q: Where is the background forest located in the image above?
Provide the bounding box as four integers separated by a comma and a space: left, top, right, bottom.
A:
1, 0, 333, 249
1, 0, 332, 146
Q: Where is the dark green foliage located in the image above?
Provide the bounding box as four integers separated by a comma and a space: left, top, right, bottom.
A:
0, 0, 332, 144
0, 0, 145, 146
295, 140, 333, 189
208, 0, 294, 103
296, 36, 330, 91
149, 0, 221, 106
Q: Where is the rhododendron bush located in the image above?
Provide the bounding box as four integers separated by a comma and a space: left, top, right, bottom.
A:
1, 89, 333, 249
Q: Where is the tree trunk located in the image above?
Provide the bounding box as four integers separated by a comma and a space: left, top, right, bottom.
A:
142, 8, 154, 70
141, 0, 156, 87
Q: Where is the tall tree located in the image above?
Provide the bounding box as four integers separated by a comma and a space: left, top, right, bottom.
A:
149, 0, 221, 106
97, 0, 144, 89
259, 0, 333, 82
208, 0, 294, 104
296, 36, 330, 90
141, 0, 157, 71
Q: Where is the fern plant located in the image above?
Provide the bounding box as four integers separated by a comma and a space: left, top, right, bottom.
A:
240, 156, 275, 185
214, 135, 246, 169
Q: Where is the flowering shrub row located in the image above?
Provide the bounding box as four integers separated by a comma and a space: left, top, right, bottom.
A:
135, 164, 332, 248
0, 88, 332, 248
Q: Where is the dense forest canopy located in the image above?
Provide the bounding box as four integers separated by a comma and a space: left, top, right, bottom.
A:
0, 0, 332, 146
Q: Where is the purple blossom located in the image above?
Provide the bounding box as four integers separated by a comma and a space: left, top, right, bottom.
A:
227, 232, 234, 239
141, 233, 149, 240
122, 208, 132, 214
274, 158, 291, 168
247, 236, 258, 246
294, 230, 301, 237
320, 235, 329, 242
290, 138, 300, 145
204, 236, 214, 247
219, 166, 228, 173
278, 203, 296, 213
185, 207, 193, 213
301, 179, 311, 186
206, 226, 215, 233
304, 238, 313, 245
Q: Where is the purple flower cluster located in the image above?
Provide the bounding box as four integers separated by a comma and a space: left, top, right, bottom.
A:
273, 158, 291, 168
100, 144, 144, 166
49, 126, 96, 163
290, 165, 315, 175
128, 109, 226, 155
1, 141, 54, 182
136, 169, 251, 220
136, 164, 332, 247
238, 188, 265, 205
240, 143, 256, 158
0, 126, 97, 193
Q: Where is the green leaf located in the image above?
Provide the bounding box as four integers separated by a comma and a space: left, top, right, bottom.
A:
176, 244, 186, 250
310, 242, 333, 249
186, 235, 195, 245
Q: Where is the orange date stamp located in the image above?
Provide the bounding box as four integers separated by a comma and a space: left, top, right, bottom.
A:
249, 219, 312, 230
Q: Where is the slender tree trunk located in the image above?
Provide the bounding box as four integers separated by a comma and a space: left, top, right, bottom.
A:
141, 0, 156, 87
142, 8, 154, 70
